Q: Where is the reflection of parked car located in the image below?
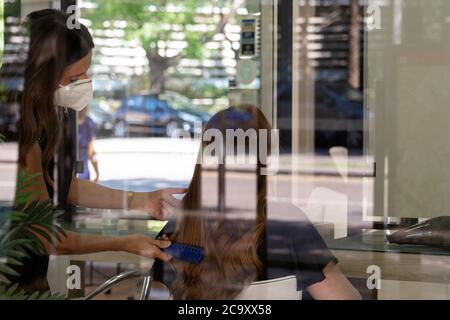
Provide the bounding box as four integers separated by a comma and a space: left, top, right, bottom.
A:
0, 102, 19, 141
277, 83, 364, 151
0, 80, 22, 141
88, 99, 114, 137
315, 83, 364, 150
160, 91, 211, 123
113, 95, 203, 138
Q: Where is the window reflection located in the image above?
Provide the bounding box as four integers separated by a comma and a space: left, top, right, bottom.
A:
0, 0, 448, 301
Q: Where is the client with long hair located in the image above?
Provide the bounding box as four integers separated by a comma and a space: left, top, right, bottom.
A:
169, 105, 362, 300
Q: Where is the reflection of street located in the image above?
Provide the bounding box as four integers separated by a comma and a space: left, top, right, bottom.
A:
95, 138, 372, 232
0, 138, 372, 231
0, 142, 18, 202
95, 138, 201, 183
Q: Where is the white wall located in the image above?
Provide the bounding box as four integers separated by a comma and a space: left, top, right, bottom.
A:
370, 1, 450, 218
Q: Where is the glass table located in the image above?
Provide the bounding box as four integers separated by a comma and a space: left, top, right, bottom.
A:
327, 229, 450, 257
326, 229, 450, 299
48, 210, 168, 298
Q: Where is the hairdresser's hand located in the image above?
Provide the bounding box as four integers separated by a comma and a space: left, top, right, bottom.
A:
118, 234, 172, 262
131, 188, 187, 219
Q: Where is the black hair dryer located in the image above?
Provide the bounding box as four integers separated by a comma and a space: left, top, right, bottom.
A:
386, 216, 450, 249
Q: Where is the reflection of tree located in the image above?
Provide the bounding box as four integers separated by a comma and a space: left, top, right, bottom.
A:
302, 0, 363, 88
348, 0, 360, 89
319, 0, 342, 29
86, 0, 244, 94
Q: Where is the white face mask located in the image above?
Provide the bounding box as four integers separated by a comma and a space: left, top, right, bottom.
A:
54, 79, 93, 112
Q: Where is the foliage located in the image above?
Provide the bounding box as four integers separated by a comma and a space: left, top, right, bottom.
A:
168, 80, 227, 99
84, 0, 242, 93
0, 136, 67, 298
86, 0, 216, 60
0, 284, 66, 300
0, 169, 67, 284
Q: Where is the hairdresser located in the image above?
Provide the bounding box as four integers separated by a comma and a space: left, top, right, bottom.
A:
13, 9, 184, 292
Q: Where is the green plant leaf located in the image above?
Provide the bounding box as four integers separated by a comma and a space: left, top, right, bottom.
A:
0, 284, 67, 300
5, 249, 29, 260
26, 291, 40, 300
0, 264, 20, 277
1, 164, 68, 299
37, 291, 50, 300
0, 273, 11, 285
14, 192, 35, 206
5, 283, 19, 296
5, 257, 22, 266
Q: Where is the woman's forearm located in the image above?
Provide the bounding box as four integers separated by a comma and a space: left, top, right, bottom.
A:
46, 231, 124, 255
68, 178, 129, 209
68, 177, 184, 219
307, 262, 362, 300
42, 230, 172, 261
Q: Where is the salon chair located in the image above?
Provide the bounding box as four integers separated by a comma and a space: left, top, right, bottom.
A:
84, 272, 301, 300
84, 269, 153, 300
235, 275, 301, 300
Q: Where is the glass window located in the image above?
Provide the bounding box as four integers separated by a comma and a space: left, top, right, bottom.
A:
1, 0, 449, 302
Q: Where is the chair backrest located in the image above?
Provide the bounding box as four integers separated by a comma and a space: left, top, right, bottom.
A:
234, 275, 302, 300
164, 276, 302, 300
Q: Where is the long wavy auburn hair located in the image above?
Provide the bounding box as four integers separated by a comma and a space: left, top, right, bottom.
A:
171, 105, 273, 299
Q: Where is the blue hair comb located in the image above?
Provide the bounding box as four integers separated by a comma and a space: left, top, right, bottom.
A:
164, 243, 205, 264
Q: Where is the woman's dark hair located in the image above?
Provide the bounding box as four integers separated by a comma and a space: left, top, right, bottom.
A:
18, 9, 94, 184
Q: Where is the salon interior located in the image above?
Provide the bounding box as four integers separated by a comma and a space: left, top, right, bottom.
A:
0, 0, 449, 301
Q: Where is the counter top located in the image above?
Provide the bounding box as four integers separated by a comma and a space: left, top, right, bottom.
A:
327, 229, 450, 257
